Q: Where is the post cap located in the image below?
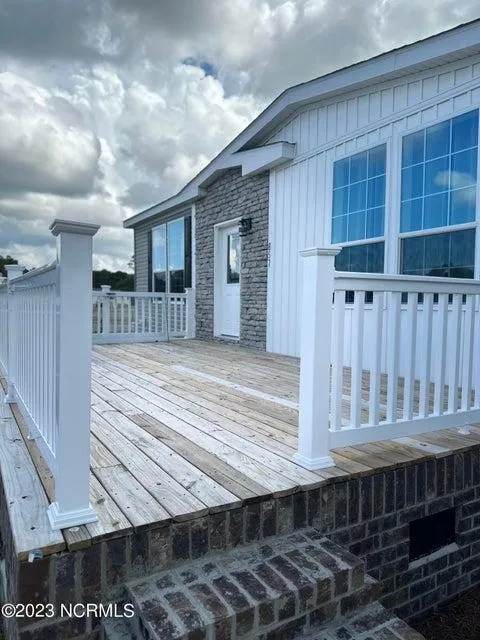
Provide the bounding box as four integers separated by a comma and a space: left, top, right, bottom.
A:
50, 219, 100, 237
299, 246, 342, 258
5, 264, 24, 273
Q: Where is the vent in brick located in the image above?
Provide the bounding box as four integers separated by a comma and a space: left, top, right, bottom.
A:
409, 508, 456, 562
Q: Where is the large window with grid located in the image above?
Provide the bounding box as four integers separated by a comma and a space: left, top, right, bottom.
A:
332, 144, 386, 243
400, 109, 478, 278
400, 110, 478, 233
332, 144, 386, 273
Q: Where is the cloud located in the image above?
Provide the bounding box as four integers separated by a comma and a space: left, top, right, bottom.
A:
0, 0, 112, 62
0, 72, 102, 198
117, 64, 261, 200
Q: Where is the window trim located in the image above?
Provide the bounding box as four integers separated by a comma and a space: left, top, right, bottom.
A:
327, 140, 391, 268
398, 108, 479, 236
398, 220, 476, 240
330, 141, 388, 246
395, 105, 480, 278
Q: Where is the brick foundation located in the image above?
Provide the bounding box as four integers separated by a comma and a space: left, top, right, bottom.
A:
2, 447, 480, 638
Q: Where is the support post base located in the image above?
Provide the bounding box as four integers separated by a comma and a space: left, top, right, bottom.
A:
47, 502, 98, 530
292, 452, 335, 470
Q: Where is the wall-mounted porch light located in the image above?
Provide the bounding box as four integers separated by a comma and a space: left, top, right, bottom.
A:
239, 217, 252, 236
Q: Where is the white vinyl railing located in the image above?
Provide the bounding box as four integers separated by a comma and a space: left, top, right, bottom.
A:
0, 281, 8, 373
1, 220, 100, 530
92, 287, 195, 343
294, 247, 480, 470
7, 264, 58, 463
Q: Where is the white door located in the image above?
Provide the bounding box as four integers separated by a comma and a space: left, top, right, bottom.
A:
217, 224, 241, 338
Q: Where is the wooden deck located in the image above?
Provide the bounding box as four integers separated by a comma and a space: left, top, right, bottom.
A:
3, 339, 480, 559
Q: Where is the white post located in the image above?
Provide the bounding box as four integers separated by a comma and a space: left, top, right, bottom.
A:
162, 294, 169, 340
100, 285, 111, 336
47, 219, 99, 530
185, 288, 196, 338
4, 264, 25, 403
293, 246, 341, 470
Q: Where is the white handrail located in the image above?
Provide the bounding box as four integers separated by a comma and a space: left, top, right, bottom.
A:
335, 271, 480, 294
92, 289, 191, 343
2, 220, 100, 530
0, 281, 8, 374
295, 246, 480, 469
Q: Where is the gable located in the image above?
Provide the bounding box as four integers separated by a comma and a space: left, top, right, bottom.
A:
266, 54, 480, 158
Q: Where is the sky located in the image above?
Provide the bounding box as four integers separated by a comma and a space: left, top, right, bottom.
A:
1, 1, 479, 272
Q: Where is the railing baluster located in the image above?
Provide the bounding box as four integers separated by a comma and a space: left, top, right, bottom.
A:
403, 291, 418, 421
474, 295, 480, 409
461, 295, 475, 411
434, 293, 449, 415
386, 291, 401, 424
448, 293, 462, 413
419, 292, 433, 418
350, 290, 365, 427
368, 291, 383, 426
331, 290, 345, 430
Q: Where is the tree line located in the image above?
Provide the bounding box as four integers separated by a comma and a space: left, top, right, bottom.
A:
1, 255, 134, 291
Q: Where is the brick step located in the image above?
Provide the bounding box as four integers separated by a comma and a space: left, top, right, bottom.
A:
125, 528, 377, 640
277, 602, 426, 640
102, 617, 137, 640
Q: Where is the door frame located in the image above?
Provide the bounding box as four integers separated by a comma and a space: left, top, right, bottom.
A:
213, 217, 242, 339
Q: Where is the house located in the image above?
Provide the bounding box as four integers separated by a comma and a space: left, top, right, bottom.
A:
5, 21, 480, 640
124, 18, 480, 358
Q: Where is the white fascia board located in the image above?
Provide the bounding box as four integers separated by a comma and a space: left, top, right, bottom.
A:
123, 189, 202, 228
124, 20, 480, 229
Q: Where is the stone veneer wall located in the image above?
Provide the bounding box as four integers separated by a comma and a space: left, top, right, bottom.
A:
4, 448, 480, 638
195, 168, 269, 349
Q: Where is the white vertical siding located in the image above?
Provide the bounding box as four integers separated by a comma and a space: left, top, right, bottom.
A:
267, 54, 480, 356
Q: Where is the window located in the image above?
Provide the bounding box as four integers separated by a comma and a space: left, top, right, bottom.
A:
167, 219, 185, 293
401, 228, 475, 278
401, 110, 478, 233
332, 144, 386, 243
335, 242, 385, 273
151, 216, 192, 293
152, 224, 166, 293
335, 243, 384, 304
227, 232, 240, 284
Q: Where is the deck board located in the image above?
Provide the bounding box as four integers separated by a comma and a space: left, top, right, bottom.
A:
0, 384, 65, 560
4, 339, 480, 556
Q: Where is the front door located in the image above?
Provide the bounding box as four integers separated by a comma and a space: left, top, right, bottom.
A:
217, 224, 241, 338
